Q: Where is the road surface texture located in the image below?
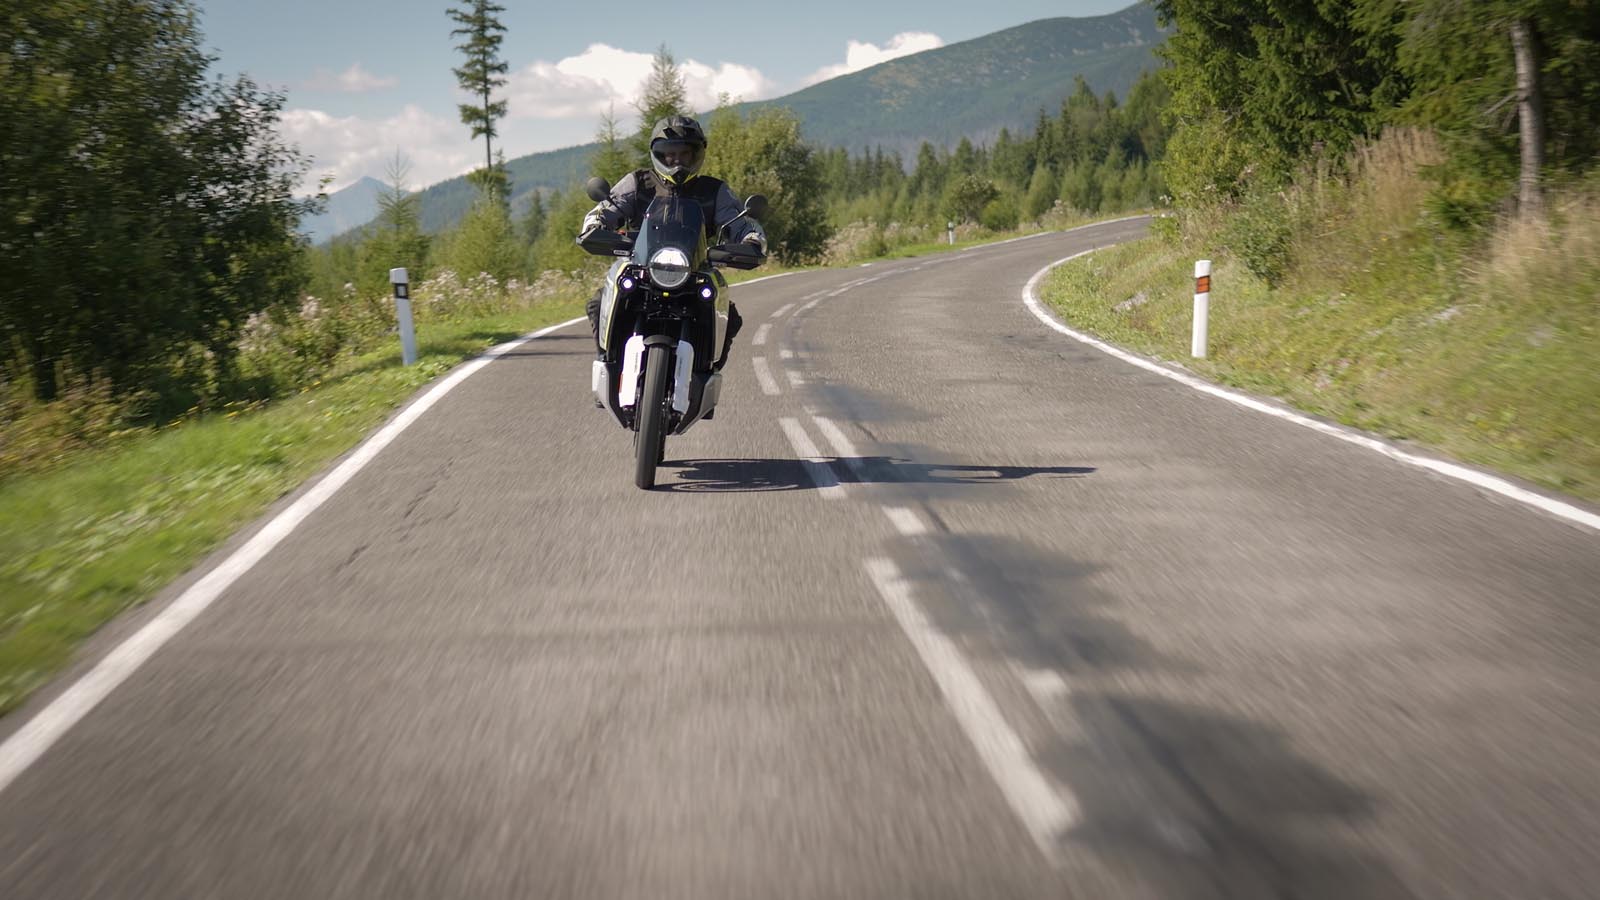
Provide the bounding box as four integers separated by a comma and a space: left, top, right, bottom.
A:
3, 219, 1598, 899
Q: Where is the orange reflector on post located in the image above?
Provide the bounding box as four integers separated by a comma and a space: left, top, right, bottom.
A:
1195, 275, 1211, 294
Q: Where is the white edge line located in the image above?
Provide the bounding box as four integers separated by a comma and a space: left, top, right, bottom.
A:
751, 356, 782, 396
0, 315, 590, 797
778, 417, 844, 498
735, 271, 794, 287
863, 557, 1075, 860
1022, 255, 1600, 534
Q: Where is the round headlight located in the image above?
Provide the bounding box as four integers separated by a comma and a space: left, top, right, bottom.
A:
648, 247, 691, 289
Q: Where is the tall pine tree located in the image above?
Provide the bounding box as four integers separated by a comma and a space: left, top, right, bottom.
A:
632, 45, 690, 158
448, 0, 510, 203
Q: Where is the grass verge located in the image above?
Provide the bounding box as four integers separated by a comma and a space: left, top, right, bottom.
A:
0, 297, 582, 715
1038, 197, 1599, 503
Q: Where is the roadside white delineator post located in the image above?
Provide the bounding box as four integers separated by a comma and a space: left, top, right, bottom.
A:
947, 221, 955, 245
1191, 259, 1211, 359
390, 267, 417, 366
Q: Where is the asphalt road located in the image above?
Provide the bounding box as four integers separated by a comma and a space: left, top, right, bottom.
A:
3, 219, 1598, 899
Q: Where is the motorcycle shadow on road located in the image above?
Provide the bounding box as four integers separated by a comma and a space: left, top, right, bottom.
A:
655, 457, 1095, 493
896, 533, 1412, 899
1040, 693, 1416, 900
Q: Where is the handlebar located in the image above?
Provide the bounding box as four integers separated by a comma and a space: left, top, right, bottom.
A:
577, 230, 765, 269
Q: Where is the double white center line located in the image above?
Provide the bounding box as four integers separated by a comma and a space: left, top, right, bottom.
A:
777, 417, 844, 499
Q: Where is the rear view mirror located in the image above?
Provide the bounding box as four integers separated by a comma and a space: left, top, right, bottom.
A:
744, 194, 769, 220
585, 177, 612, 203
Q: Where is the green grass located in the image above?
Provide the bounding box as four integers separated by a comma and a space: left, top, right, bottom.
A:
1038, 221, 1600, 503
0, 297, 582, 715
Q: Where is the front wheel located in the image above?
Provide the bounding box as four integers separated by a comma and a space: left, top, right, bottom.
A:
634, 345, 671, 489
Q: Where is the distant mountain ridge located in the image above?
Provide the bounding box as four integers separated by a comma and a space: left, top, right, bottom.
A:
315, 1, 1166, 241
301, 176, 385, 242
723, 1, 1166, 156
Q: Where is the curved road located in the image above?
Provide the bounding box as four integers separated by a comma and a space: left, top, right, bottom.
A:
3, 219, 1598, 898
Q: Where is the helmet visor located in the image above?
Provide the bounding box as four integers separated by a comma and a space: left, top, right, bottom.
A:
652, 140, 703, 171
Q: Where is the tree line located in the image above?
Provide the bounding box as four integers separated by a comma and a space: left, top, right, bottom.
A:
1155, 0, 1600, 224
812, 70, 1170, 232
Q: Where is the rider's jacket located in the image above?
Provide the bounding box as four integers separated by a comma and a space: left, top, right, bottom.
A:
582, 170, 768, 253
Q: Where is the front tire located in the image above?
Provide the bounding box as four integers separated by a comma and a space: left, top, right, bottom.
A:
634, 346, 671, 489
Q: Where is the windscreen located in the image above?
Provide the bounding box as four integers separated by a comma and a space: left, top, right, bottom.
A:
634, 196, 708, 268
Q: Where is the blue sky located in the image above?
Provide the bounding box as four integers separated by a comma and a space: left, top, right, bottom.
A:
195, 0, 1139, 193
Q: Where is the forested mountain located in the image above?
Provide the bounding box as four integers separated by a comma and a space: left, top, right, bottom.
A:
320, 2, 1167, 240
724, 2, 1165, 156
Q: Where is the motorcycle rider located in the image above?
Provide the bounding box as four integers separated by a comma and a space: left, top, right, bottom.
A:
580, 115, 767, 367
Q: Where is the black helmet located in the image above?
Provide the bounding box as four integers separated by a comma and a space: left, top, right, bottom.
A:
650, 115, 707, 186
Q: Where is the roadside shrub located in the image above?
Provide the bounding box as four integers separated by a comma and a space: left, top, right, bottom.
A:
1222, 182, 1296, 286
942, 175, 1000, 224
0, 361, 142, 480
980, 195, 1021, 231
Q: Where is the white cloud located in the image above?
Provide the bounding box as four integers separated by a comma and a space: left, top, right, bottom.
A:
280, 45, 786, 197
803, 32, 945, 86
504, 43, 778, 123
300, 63, 399, 94
280, 104, 474, 195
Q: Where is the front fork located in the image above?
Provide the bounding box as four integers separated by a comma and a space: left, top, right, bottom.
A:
593, 333, 721, 434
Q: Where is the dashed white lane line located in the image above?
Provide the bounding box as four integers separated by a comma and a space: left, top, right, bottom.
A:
0, 316, 594, 798
771, 303, 795, 318
786, 369, 805, 387
778, 418, 844, 499
779, 349, 795, 360
799, 297, 823, 313
1022, 253, 1600, 534
863, 557, 1075, 862
883, 506, 929, 536
752, 323, 772, 346
751, 356, 781, 396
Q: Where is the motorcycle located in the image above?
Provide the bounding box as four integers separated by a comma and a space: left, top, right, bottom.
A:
578, 177, 768, 489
